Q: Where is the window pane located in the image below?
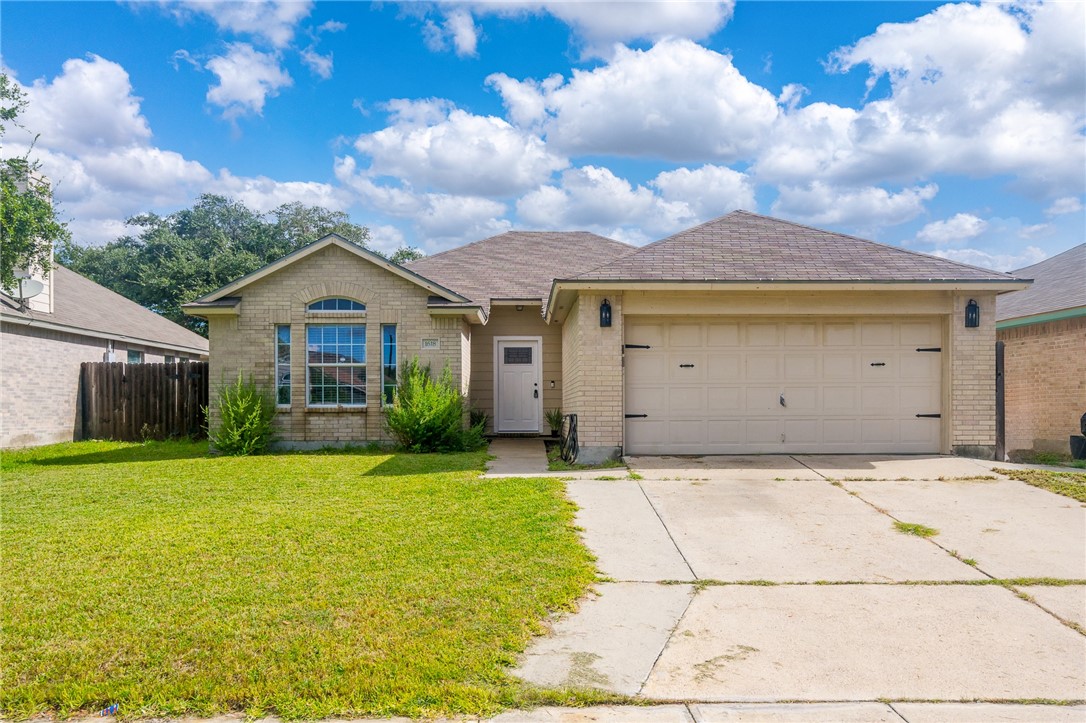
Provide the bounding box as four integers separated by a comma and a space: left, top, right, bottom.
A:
504, 346, 532, 364
381, 324, 397, 406
306, 298, 365, 312
305, 324, 366, 406
127, 350, 143, 364
276, 324, 291, 405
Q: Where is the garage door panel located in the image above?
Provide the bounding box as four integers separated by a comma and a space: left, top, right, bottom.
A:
668, 386, 706, 415
747, 324, 780, 346
706, 353, 740, 381
628, 384, 665, 413
667, 353, 705, 381
746, 386, 781, 411
823, 386, 859, 412
627, 323, 666, 347
900, 320, 940, 346
706, 420, 742, 444
746, 354, 779, 380
669, 323, 702, 347
862, 420, 897, 444
783, 419, 819, 444
823, 354, 858, 380
746, 419, 780, 444
823, 419, 859, 444
861, 322, 895, 346
624, 317, 942, 455
628, 353, 666, 379
824, 323, 856, 346
861, 386, 898, 413
707, 386, 743, 410
782, 386, 819, 411
900, 353, 940, 380
784, 323, 818, 346
784, 354, 819, 379
707, 323, 740, 346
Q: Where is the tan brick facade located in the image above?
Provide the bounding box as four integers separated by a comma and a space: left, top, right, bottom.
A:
998, 316, 1086, 453
207, 243, 467, 445
948, 292, 998, 456
560, 293, 624, 461
1, 323, 199, 448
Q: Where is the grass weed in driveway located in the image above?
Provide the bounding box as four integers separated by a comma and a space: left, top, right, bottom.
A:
0, 440, 597, 720
995, 468, 1086, 503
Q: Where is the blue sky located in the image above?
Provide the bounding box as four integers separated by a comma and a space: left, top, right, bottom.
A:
2, 1, 1083, 271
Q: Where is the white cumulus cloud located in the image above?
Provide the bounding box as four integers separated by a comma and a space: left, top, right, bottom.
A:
491, 39, 779, 162
174, 1, 313, 48
1045, 197, 1084, 217
353, 99, 568, 197
772, 182, 937, 229
206, 43, 292, 119
931, 246, 1046, 273
916, 213, 988, 245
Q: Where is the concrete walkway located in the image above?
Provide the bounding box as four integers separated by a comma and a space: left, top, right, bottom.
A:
515, 454, 1086, 709
485, 438, 550, 475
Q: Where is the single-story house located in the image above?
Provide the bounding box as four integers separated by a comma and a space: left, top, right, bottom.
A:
183, 211, 1028, 461
996, 243, 1086, 455
1, 263, 209, 448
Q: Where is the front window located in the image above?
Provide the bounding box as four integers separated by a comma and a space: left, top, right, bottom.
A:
307, 298, 366, 312
165, 355, 175, 364
127, 350, 143, 364
307, 325, 366, 406
276, 325, 291, 406
382, 324, 397, 405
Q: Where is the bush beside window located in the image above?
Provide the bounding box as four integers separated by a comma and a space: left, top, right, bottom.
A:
384, 358, 485, 453
207, 374, 276, 455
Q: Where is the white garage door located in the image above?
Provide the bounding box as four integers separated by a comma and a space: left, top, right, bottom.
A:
624, 317, 943, 454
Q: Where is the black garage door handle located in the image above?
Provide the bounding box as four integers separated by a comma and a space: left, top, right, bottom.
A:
624, 413, 648, 419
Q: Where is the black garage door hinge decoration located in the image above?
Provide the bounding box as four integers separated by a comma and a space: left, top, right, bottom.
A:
625, 413, 648, 419
916, 347, 942, 352
916, 413, 941, 418
624, 344, 651, 349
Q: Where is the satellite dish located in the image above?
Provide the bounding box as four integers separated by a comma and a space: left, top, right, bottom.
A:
15, 278, 44, 301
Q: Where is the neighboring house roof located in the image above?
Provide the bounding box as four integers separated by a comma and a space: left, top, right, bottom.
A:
188, 234, 472, 307
1, 265, 209, 354
996, 243, 1086, 325
405, 231, 634, 314
571, 211, 1024, 283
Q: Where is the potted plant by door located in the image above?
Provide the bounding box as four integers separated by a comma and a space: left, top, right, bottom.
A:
545, 408, 564, 438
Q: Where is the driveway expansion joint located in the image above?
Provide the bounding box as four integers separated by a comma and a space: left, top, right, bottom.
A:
637, 480, 697, 581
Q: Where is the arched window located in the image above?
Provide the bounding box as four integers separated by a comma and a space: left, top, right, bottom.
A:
307, 298, 365, 312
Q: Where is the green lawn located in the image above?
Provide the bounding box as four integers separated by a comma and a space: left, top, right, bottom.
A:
1, 441, 600, 720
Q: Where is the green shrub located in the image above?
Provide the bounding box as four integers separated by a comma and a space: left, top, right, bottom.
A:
385, 358, 486, 453
206, 374, 276, 455
545, 407, 564, 435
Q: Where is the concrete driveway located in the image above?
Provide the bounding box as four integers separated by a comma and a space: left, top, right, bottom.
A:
516, 455, 1086, 714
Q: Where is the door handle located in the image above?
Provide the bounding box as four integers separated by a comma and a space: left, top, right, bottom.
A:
533, 389, 539, 398
779, 394, 786, 408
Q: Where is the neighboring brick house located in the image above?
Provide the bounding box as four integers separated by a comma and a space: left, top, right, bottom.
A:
1, 264, 209, 448
996, 244, 1086, 455
184, 211, 1027, 461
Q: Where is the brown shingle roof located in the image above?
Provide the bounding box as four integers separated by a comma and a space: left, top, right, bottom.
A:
1, 265, 209, 353
572, 210, 1023, 283
405, 231, 633, 313
996, 243, 1086, 321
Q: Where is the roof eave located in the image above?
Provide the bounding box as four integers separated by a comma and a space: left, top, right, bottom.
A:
1, 312, 209, 355
545, 278, 1032, 324
996, 305, 1086, 329
192, 235, 471, 305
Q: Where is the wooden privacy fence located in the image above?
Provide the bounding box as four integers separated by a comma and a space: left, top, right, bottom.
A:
79, 361, 209, 441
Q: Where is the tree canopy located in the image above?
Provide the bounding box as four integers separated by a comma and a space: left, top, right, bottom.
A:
61, 195, 373, 336
0, 73, 71, 292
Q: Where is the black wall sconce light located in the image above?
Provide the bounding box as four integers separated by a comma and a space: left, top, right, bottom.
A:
600, 298, 612, 328
965, 298, 980, 328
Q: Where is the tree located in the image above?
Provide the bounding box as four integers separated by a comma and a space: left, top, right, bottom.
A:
61, 195, 370, 336
0, 73, 71, 291
389, 246, 425, 264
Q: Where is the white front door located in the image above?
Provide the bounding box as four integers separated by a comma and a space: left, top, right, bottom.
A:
496, 338, 541, 432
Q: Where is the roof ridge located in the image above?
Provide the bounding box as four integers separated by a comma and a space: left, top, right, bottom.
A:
406, 231, 515, 265
731, 210, 1021, 280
